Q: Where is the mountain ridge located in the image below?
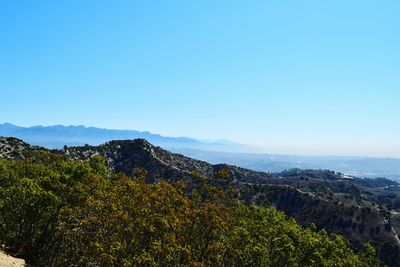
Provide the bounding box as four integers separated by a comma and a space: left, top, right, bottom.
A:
2, 123, 400, 181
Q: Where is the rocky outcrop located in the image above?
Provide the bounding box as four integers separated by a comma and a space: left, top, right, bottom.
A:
0, 137, 42, 160
63, 139, 273, 184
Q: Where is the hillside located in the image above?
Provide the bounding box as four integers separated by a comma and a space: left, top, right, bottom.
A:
62, 139, 273, 185
1, 137, 399, 265
62, 139, 400, 265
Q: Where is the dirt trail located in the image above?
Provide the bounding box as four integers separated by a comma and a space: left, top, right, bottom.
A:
0, 251, 26, 267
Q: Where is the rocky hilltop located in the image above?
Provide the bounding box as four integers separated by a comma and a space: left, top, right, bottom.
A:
0, 137, 44, 160
63, 139, 273, 184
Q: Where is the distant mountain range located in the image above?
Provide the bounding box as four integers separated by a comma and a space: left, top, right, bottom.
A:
0, 123, 250, 152
1, 123, 400, 181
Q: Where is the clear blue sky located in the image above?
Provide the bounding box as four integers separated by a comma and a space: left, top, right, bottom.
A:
1, 1, 399, 157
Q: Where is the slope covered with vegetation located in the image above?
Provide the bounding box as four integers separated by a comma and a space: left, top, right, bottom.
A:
0, 150, 380, 266
59, 139, 400, 266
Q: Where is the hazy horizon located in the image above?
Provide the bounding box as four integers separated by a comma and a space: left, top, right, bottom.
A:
2, 122, 400, 159
1, 1, 399, 157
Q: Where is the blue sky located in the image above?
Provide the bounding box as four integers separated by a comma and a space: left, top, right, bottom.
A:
1, 1, 399, 157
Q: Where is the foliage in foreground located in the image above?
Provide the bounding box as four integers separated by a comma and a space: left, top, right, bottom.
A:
0, 152, 380, 266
